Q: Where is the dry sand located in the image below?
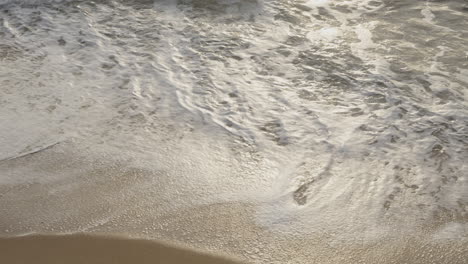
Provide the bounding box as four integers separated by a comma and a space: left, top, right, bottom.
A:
0, 233, 244, 264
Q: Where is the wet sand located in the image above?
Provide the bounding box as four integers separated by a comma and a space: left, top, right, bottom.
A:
0, 233, 244, 264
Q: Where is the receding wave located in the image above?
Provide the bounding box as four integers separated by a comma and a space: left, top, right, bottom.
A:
1, 0, 467, 263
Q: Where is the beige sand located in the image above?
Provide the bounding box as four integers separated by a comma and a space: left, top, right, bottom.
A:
0, 233, 244, 264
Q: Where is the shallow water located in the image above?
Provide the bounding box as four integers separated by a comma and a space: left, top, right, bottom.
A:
1, 0, 467, 263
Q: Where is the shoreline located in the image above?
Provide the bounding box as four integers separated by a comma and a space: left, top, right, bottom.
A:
0, 233, 244, 264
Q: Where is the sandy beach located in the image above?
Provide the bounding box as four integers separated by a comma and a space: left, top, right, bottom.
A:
0, 233, 243, 264
1, 0, 467, 263
2, 232, 468, 264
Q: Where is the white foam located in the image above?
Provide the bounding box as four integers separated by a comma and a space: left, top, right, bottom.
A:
1, 0, 467, 250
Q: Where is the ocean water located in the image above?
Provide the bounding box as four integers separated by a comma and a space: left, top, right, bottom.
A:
1, 0, 467, 263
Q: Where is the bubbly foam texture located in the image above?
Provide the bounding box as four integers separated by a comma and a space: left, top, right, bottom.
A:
0, 0, 467, 263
